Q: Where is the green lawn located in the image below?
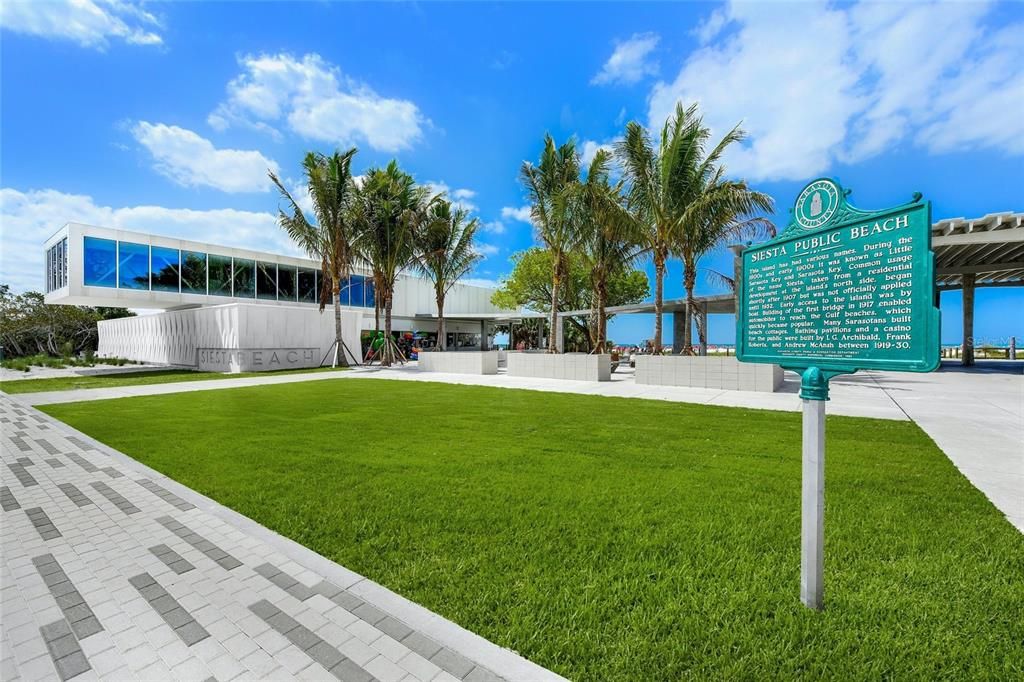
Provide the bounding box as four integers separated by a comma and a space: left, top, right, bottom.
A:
42, 379, 1023, 680
0, 366, 345, 394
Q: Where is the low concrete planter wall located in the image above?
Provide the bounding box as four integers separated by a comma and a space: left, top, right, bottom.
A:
635, 356, 784, 392
417, 350, 498, 375
506, 352, 611, 381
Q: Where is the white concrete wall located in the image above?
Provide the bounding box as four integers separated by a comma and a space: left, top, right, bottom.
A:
417, 351, 498, 375
635, 356, 783, 392
506, 353, 611, 381
97, 303, 362, 369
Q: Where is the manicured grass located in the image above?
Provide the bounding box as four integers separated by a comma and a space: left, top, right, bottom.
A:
0, 366, 345, 394
42, 379, 1023, 679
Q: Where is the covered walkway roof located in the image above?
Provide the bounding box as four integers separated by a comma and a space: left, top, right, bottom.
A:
932, 212, 1024, 291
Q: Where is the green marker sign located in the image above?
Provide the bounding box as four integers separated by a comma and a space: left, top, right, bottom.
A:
737, 177, 940, 392
737, 178, 941, 611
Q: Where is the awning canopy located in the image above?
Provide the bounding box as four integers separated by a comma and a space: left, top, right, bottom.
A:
932, 212, 1024, 290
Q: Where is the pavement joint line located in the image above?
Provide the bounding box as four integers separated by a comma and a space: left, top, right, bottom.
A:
0, 485, 21, 510
128, 572, 210, 646
39, 618, 92, 681
25, 507, 63, 540
88, 480, 140, 515
248, 599, 378, 682
32, 553, 104, 640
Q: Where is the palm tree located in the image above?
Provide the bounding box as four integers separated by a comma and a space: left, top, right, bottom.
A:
352, 160, 428, 366
269, 149, 359, 367
519, 135, 582, 352
615, 103, 706, 353
412, 198, 482, 351
570, 149, 643, 352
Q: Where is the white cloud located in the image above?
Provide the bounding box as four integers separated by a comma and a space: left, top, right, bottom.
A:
475, 243, 500, 257
580, 138, 620, 167
0, 0, 161, 49
425, 182, 478, 213
131, 122, 279, 193
501, 206, 532, 223
461, 277, 501, 289
649, 1, 1024, 182
481, 220, 505, 235
592, 33, 660, 86
209, 53, 426, 152
0, 187, 296, 294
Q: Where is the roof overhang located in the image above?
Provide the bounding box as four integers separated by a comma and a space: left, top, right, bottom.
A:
932, 212, 1024, 290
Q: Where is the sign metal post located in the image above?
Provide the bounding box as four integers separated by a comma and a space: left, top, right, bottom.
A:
737, 178, 940, 610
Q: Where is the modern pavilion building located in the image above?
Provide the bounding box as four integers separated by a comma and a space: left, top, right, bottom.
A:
43, 223, 519, 371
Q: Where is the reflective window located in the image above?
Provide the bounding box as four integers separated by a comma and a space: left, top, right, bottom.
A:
256, 261, 277, 301
118, 241, 149, 290
233, 258, 255, 298
182, 251, 207, 295
298, 267, 317, 303
365, 276, 376, 309
278, 266, 297, 301
337, 274, 350, 306
45, 238, 68, 293
349, 275, 365, 308
208, 254, 233, 296
83, 237, 117, 288
151, 246, 180, 292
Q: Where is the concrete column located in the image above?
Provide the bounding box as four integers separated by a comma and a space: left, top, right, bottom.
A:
1010, 336, 1017, 361
699, 302, 709, 356
480, 320, 487, 350
962, 274, 975, 367
554, 316, 565, 353
672, 310, 686, 354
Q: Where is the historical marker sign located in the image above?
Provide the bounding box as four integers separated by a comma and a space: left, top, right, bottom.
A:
737, 177, 940, 376
736, 178, 940, 611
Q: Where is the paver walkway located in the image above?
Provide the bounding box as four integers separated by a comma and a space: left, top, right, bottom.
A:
0, 394, 563, 682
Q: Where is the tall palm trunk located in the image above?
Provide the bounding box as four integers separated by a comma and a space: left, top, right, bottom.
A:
332, 280, 348, 367
548, 257, 561, 353
436, 293, 446, 351
596, 280, 608, 353
382, 290, 394, 366
683, 258, 697, 355
652, 248, 666, 353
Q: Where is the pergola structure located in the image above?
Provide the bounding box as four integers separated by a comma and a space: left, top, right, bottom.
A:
932, 212, 1023, 365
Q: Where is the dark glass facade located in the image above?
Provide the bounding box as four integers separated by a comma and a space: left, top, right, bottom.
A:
208, 254, 233, 296
83, 237, 117, 287
278, 266, 296, 301
45, 237, 68, 293
151, 246, 180, 292
256, 261, 278, 301
298, 267, 317, 303
233, 258, 255, 298
182, 251, 207, 294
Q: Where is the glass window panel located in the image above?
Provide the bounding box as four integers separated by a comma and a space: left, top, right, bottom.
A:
208, 254, 232, 296
83, 237, 117, 287
256, 261, 278, 301
337, 275, 350, 306
278, 266, 296, 301
151, 246, 180, 292
364, 276, 376, 309
298, 267, 316, 303
349, 275, 365, 307
118, 241, 149, 290
233, 258, 255, 298
181, 251, 207, 294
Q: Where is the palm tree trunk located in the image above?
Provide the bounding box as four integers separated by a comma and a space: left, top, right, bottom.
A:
653, 251, 666, 353
332, 280, 348, 367
436, 294, 446, 351
383, 290, 394, 366
597, 282, 607, 353
549, 257, 561, 353
683, 259, 696, 356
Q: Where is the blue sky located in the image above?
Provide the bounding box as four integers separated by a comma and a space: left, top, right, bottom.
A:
1, 0, 1021, 345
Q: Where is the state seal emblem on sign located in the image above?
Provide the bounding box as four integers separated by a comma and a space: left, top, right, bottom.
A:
794, 178, 840, 229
